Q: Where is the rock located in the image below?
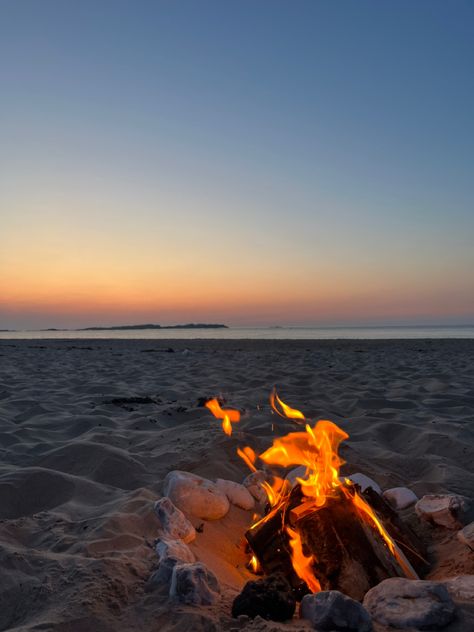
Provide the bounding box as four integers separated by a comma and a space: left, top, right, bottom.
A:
164, 470, 230, 520
383, 487, 418, 509
457, 522, 474, 550
148, 556, 181, 587
286, 465, 307, 487
154, 497, 196, 543
231, 573, 296, 622
155, 537, 195, 564
300, 590, 371, 631
243, 470, 269, 504
363, 577, 455, 629
441, 575, 474, 602
345, 473, 382, 496
415, 494, 468, 529
215, 478, 255, 510
149, 536, 196, 589
169, 562, 220, 605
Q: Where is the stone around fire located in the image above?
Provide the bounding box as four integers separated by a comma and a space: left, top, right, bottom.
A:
457, 522, 474, 550
363, 577, 455, 629
441, 575, 474, 602
149, 537, 196, 588
415, 494, 468, 529
345, 473, 382, 495
215, 478, 255, 510
155, 537, 195, 564
231, 573, 296, 622
154, 496, 196, 543
164, 470, 230, 520
242, 470, 269, 504
169, 562, 220, 605
383, 487, 418, 509
300, 590, 372, 631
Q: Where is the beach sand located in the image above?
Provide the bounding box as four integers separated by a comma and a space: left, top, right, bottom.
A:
0, 338, 473, 631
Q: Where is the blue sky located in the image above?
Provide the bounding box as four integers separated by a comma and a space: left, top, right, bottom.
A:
1, 1, 473, 327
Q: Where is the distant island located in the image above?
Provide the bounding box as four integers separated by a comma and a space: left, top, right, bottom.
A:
78, 323, 228, 331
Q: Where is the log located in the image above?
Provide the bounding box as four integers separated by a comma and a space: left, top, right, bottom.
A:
245, 483, 428, 602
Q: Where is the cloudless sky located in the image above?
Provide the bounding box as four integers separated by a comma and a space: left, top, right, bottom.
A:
1, 0, 473, 328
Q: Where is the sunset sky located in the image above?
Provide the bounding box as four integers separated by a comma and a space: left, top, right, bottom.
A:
1, 1, 473, 329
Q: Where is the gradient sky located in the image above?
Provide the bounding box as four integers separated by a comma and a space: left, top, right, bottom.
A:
1, 0, 473, 328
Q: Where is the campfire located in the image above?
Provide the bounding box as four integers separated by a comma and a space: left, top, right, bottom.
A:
206, 390, 427, 602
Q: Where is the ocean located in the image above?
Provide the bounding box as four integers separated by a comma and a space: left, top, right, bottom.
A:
1, 326, 473, 340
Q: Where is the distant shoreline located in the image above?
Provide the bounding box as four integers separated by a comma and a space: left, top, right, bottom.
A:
40, 323, 229, 331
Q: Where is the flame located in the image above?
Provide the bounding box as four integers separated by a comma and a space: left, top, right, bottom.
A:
344, 484, 418, 579
205, 398, 240, 436
270, 389, 305, 421
260, 420, 348, 507
237, 446, 257, 472
249, 554, 260, 573
286, 526, 321, 592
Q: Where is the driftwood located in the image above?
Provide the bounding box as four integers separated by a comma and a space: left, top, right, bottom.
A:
246, 483, 429, 602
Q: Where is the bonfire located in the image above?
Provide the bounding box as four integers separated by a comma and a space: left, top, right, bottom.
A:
206, 390, 426, 602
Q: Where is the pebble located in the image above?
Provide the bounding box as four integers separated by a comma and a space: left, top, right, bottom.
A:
441, 575, 474, 602
457, 522, 474, 550
155, 537, 195, 564
164, 470, 230, 520
300, 590, 372, 631
415, 494, 468, 529
242, 470, 269, 504
169, 562, 220, 605
344, 473, 382, 495
285, 466, 307, 487
215, 478, 255, 510
383, 487, 418, 509
363, 577, 455, 629
154, 496, 196, 543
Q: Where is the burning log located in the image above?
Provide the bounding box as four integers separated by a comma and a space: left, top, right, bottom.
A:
246, 483, 428, 602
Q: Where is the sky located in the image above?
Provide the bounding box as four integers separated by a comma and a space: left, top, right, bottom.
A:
1, 0, 473, 329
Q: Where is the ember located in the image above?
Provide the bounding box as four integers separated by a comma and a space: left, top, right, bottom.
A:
206, 390, 427, 601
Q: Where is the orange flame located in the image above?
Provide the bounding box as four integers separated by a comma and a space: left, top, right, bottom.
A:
249, 554, 260, 573
270, 389, 305, 421
286, 526, 321, 592
237, 446, 257, 472
205, 398, 240, 436
260, 420, 348, 507
344, 484, 418, 579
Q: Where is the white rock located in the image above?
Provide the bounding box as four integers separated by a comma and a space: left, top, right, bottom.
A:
415, 494, 468, 529
363, 577, 455, 629
383, 487, 418, 510
300, 590, 372, 631
242, 470, 269, 504
164, 470, 230, 520
154, 496, 196, 543
169, 562, 220, 605
345, 473, 382, 496
286, 466, 307, 487
215, 478, 255, 510
441, 575, 474, 602
457, 522, 474, 550
155, 537, 195, 564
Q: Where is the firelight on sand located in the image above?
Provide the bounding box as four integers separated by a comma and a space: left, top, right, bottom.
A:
206, 390, 418, 593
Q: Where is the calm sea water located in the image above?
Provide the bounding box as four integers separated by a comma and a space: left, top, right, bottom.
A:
1, 326, 473, 340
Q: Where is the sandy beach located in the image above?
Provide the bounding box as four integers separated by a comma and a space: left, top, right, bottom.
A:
0, 338, 473, 631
